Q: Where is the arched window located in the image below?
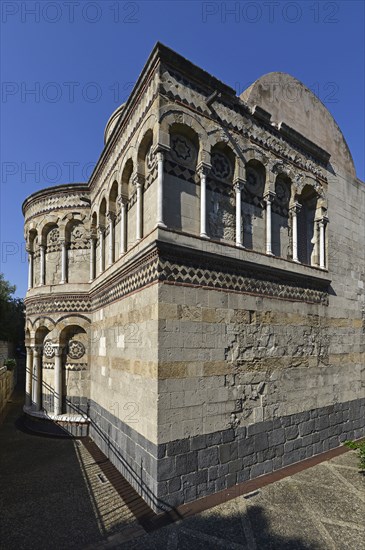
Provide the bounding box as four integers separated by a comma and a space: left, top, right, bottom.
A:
272, 174, 291, 258
208, 144, 235, 242
243, 160, 266, 252
165, 124, 199, 233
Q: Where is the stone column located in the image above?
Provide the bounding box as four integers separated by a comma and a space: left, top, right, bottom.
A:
156, 151, 166, 228
33, 346, 42, 411
52, 345, 63, 416
89, 235, 96, 282
199, 165, 210, 239
319, 216, 328, 269
107, 212, 115, 266
118, 195, 127, 255
60, 240, 67, 284
39, 245, 45, 285
264, 192, 275, 256
134, 176, 143, 242
235, 181, 244, 248
27, 251, 34, 290
98, 227, 105, 273
290, 202, 301, 263
25, 346, 33, 407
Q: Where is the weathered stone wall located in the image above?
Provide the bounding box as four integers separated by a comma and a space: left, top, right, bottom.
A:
22, 44, 365, 514
0, 341, 13, 368
0, 368, 16, 417
88, 282, 159, 506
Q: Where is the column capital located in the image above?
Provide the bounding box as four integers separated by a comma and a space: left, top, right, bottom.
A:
117, 193, 127, 206
107, 211, 116, 223
89, 229, 97, 240
197, 161, 211, 176
98, 225, 105, 235
234, 178, 245, 192
132, 172, 144, 189
51, 344, 64, 357
318, 215, 329, 227
153, 144, 170, 156
33, 345, 42, 357
290, 201, 302, 213
264, 191, 276, 202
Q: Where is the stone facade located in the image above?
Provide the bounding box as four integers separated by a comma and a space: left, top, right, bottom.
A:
23, 43, 365, 512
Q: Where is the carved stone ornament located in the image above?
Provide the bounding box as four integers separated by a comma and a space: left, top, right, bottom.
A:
211, 151, 232, 180
48, 228, 59, 243
170, 134, 197, 166
67, 340, 85, 359
43, 339, 55, 358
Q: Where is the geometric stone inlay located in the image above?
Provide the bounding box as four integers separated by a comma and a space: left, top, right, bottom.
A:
43, 340, 55, 358
211, 151, 231, 180
67, 340, 85, 359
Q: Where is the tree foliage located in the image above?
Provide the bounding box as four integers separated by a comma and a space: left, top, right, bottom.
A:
0, 273, 25, 345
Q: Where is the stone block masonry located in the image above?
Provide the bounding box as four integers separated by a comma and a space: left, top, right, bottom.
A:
87, 397, 365, 511
22, 43, 365, 513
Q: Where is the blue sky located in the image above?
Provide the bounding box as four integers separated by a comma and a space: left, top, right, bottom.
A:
1, 0, 364, 298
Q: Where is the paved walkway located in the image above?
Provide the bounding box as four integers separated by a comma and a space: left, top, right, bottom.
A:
1, 389, 364, 549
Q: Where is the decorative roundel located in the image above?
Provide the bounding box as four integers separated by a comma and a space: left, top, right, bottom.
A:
68, 340, 85, 360
170, 134, 197, 166
72, 227, 83, 240
245, 167, 263, 195
275, 179, 290, 204
48, 228, 60, 243
146, 146, 155, 171
211, 152, 232, 180
43, 340, 55, 358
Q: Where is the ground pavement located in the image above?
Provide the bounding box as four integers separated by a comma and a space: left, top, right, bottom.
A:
1, 389, 364, 550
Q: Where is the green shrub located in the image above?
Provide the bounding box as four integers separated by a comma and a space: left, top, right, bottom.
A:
344, 440, 365, 470
4, 358, 16, 370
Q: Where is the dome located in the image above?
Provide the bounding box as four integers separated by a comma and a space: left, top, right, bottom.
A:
104, 103, 126, 144
240, 72, 355, 178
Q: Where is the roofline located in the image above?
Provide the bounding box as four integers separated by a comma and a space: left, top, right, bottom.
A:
22, 182, 89, 215
87, 42, 237, 188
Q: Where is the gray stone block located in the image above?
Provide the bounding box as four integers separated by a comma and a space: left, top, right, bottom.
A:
158, 456, 176, 481
219, 442, 237, 463
268, 428, 285, 446
228, 458, 243, 474
206, 432, 223, 446
238, 436, 255, 457
176, 451, 198, 475
254, 433, 268, 452
285, 425, 299, 440
157, 443, 166, 459
237, 469, 250, 483
157, 481, 168, 497
222, 429, 235, 443
208, 465, 219, 481
166, 438, 190, 456
299, 420, 315, 436
251, 462, 268, 478
226, 473, 237, 487
247, 420, 273, 437
281, 416, 292, 428
215, 477, 227, 492
190, 434, 207, 451
168, 477, 181, 493
182, 469, 208, 486
198, 446, 219, 468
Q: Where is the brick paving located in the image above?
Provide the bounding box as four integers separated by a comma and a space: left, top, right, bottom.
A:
1, 389, 364, 549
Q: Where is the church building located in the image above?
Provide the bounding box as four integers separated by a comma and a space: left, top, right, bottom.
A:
22, 43, 365, 511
